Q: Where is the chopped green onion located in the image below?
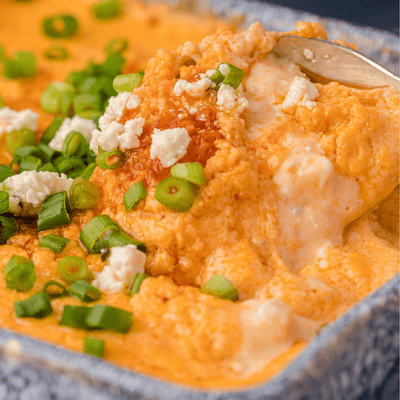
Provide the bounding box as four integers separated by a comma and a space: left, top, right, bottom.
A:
2, 58, 21, 80
41, 117, 65, 144
43, 45, 69, 61
130, 273, 148, 295
106, 230, 146, 253
12, 145, 35, 162
91, 0, 122, 20
154, 177, 197, 212
67, 166, 87, 179
0, 165, 14, 182
0, 192, 9, 214
14, 51, 37, 78
200, 274, 239, 301
58, 256, 90, 284
6, 129, 36, 156
123, 182, 146, 212
96, 150, 125, 170
60, 305, 92, 328
38, 162, 58, 173
105, 38, 129, 55
0, 45, 5, 62
69, 280, 101, 302
0, 216, 18, 242
80, 214, 119, 253
19, 154, 42, 172
85, 304, 132, 333
56, 157, 85, 175
112, 73, 143, 93
99, 53, 125, 77
61, 131, 88, 158
84, 336, 104, 358
80, 162, 96, 180
41, 82, 75, 115
39, 233, 70, 253
43, 280, 68, 298
170, 162, 205, 186
30, 143, 57, 163
70, 177, 101, 209
42, 14, 79, 39
210, 63, 245, 90
0, 93, 4, 108
14, 292, 52, 318
73, 94, 102, 115
37, 191, 71, 231
78, 109, 103, 124
3, 255, 36, 292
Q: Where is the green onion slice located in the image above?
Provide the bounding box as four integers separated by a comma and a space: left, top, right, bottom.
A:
70, 177, 101, 209
6, 129, 36, 156
41, 117, 65, 144
84, 336, 104, 358
42, 14, 79, 39
37, 191, 71, 232
85, 304, 132, 333
0, 192, 9, 214
130, 272, 148, 295
154, 177, 197, 212
30, 143, 57, 163
3, 255, 36, 292
105, 38, 129, 55
80, 214, 119, 253
210, 62, 245, 90
56, 157, 85, 175
73, 94, 102, 115
80, 163, 97, 180
43, 280, 68, 298
14, 292, 52, 318
123, 182, 146, 212
99, 53, 125, 77
0, 165, 15, 182
96, 150, 125, 170
0, 216, 18, 242
170, 162, 205, 186
200, 274, 239, 301
61, 130, 89, 158
39, 233, 70, 253
44, 45, 69, 61
69, 280, 101, 302
14, 51, 37, 78
19, 155, 42, 172
112, 73, 143, 93
60, 305, 92, 328
41, 82, 75, 115
38, 163, 58, 173
11, 145, 35, 164
106, 230, 146, 253
57, 256, 90, 284
91, 0, 122, 20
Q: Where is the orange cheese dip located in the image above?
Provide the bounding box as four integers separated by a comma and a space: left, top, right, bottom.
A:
0, 0, 399, 390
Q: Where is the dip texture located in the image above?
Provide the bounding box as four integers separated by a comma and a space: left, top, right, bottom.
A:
0, 0, 398, 389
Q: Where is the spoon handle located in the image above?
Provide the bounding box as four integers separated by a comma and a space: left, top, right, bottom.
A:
271, 36, 400, 90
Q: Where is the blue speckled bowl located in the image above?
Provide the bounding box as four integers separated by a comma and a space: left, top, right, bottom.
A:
0, 1, 398, 399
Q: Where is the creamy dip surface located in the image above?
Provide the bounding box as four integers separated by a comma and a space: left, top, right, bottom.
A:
0, 0, 399, 389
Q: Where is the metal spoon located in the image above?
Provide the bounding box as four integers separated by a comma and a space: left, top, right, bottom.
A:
270, 36, 400, 90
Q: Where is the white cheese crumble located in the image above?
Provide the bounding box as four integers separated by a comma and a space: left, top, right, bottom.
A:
91, 244, 146, 293
0, 171, 73, 216
90, 117, 145, 154
48, 115, 96, 151
0, 107, 38, 135
189, 107, 198, 115
173, 78, 212, 97
150, 127, 191, 168
216, 84, 249, 115
282, 76, 319, 112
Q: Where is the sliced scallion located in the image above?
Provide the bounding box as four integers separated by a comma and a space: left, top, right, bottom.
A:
44, 45, 69, 61
60, 305, 92, 328
14, 292, 52, 318
43, 280, 68, 298
80, 162, 97, 180
55, 157, 85, 175
84, 336, 104, 358
19, 154, 42, 172
106, 230, 146, 253
61, 131, 88, 158
130, 272, 148, 295
0, 191, 9, 214
112, 72, 143, 93
37, 191, 71, 231
69, 280, 101, 302
38, 162, 58, 173
30, 143, 57, 163
41, 82, 75, 115
210, 62, 244, 90
3, 255, 35, 292
73, 94, 102, 115
200, 274, 239, 301
85, 304, 132, 333
123, 182, 146, 212
96, 150, 125, 170
6, 128, 36, 156
42, 14, 79, 39
14, 51, 37, 78
105, 37, 129, 55
99, 53, 125, 77
170, 162, 205, 186
154, 177, 197, 212
57, 256, 90, 284
70, 177, 101, 209
41, 117, 65, 144
91, 0, 122, 20
39, 233, 70, 253
80, 214, 119, 253
0, 165, 15, 182
0, 216, 18, 242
